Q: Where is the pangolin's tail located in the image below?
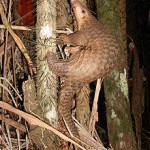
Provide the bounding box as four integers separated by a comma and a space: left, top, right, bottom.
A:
59, 80, 81, 137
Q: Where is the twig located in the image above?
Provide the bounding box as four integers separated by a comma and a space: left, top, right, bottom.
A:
5, 124, 12, 149
74, 117, 107, 150
0, 77, 23, 101
89, 78, 103, 136
25, 135, 29, 150
16, 129, 21, 150
2, 130, 10, 149
0, 24, 32, 31
0, 83, 17, 107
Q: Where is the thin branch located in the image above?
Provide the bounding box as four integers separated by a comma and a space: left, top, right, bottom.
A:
0, 77, 23, 101
5, 124, 12, 150
0, 83, 17, 107
89, 78, 103, 137
0, 24, 32, 31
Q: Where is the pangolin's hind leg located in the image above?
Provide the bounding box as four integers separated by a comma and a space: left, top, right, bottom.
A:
59, 80, 81, 137
46, 51, 68, 76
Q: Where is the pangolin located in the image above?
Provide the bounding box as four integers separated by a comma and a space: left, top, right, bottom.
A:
47, 0, 120, 137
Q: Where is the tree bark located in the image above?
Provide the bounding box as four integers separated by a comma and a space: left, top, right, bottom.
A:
29, 0, 59, 149
96, 0, 137, 149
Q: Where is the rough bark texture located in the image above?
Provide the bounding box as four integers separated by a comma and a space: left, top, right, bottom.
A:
96, 0, 137, 149
29, 0, 59, 149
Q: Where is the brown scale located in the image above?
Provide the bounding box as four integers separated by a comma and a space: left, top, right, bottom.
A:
47, 0, 120, 137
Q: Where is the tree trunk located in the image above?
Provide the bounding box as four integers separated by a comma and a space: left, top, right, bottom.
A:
29, 0, 59, 149
96, 0, 137, 149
